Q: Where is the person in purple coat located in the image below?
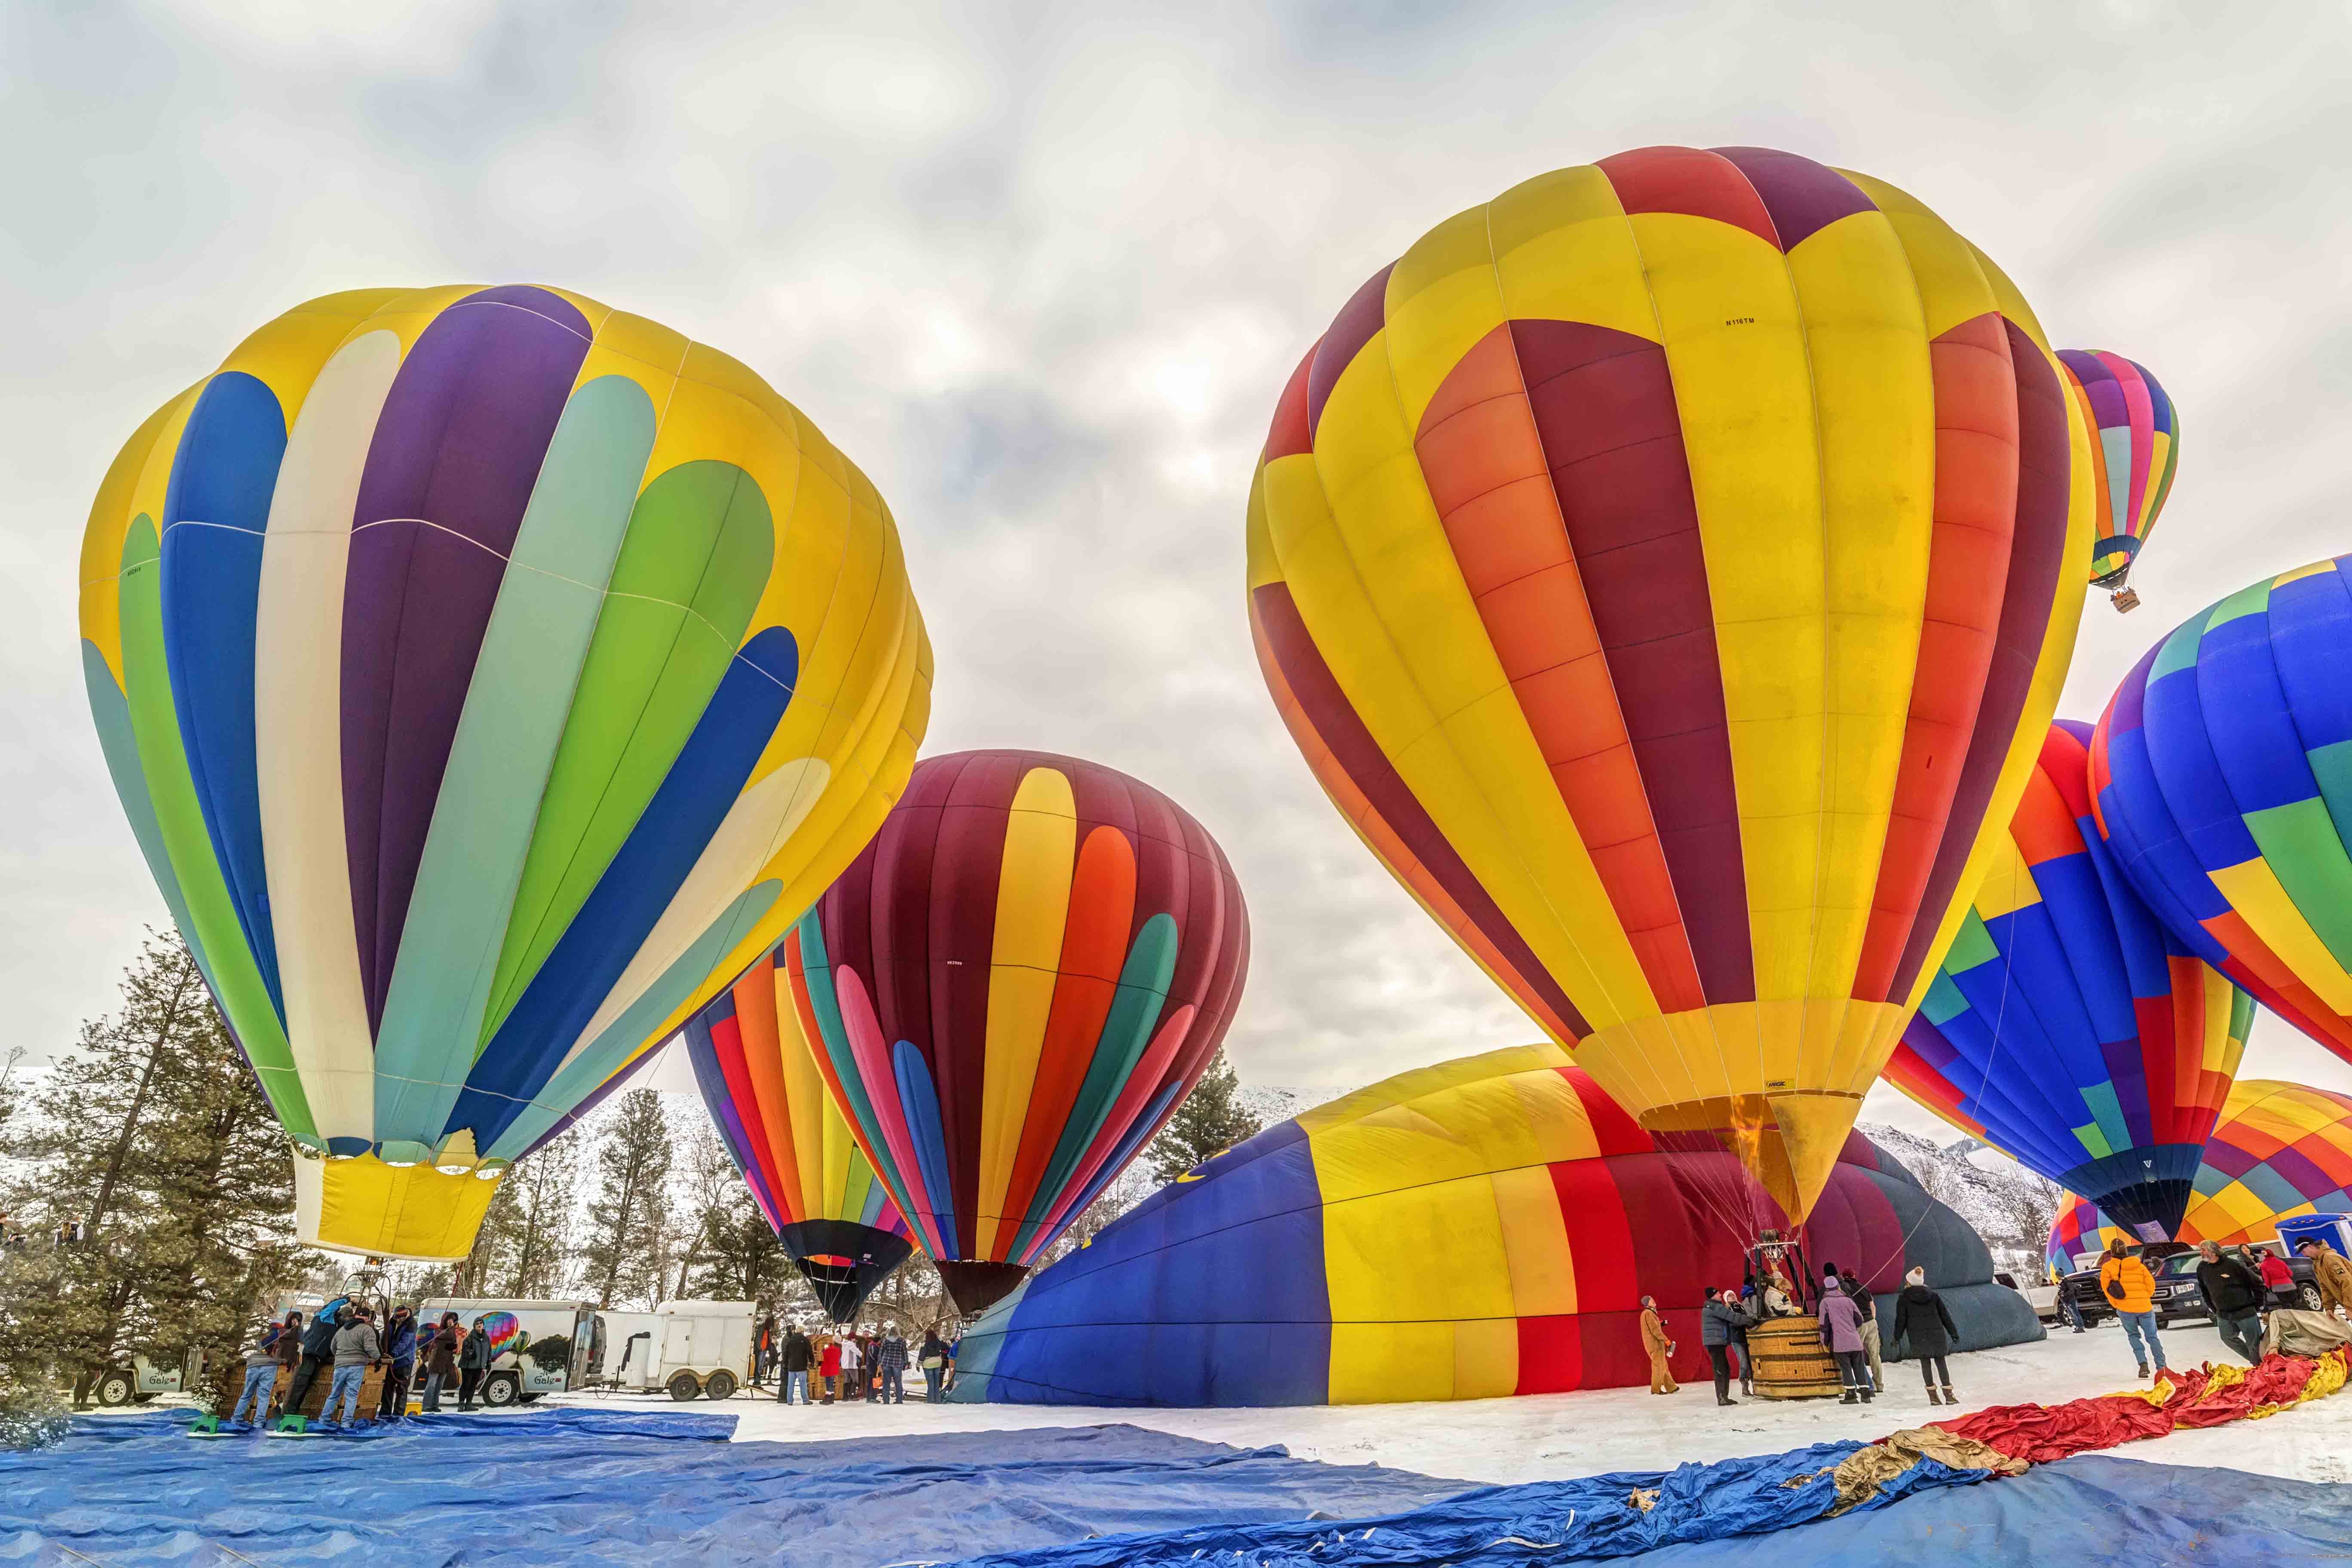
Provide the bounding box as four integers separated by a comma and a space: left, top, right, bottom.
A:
1816, 1269, 1872, 1405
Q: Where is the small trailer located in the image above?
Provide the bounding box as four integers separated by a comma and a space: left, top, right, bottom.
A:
594, 1300, 756, 1401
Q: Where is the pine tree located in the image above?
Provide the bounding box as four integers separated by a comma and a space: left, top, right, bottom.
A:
0, 932, 311, 1406
575, 1090, 673, 1308
1144, 1049, 1261, 1185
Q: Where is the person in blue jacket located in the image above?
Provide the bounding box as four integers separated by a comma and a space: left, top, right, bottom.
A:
376, 1305, 418, 1420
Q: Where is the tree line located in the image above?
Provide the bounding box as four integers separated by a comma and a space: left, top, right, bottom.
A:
0, 934, 1266, 1429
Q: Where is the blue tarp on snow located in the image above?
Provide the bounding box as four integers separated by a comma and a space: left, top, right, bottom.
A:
951, 1451, 2352, 1567
0, 1409, 1470, 1567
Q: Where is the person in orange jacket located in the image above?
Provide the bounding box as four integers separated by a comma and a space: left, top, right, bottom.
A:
1638, 1294, 1678, 1395
2098, 1237, 2167, 1380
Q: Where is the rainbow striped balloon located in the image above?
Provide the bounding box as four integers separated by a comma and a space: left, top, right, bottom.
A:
2056, 350, 2177, 591
2090, 557, 2352, 1069
2048, 1078, 2352, 1272
782, 751, 1249, 1315
77, 287, 931, 1262
679, 945, 913, 1322
1887, 721, 2252, 1235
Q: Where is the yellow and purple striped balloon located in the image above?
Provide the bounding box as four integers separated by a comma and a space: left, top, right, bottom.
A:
77, 287, 931, 1261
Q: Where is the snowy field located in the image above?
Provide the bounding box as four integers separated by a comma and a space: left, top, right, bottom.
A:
543, 1317, 2352, 1490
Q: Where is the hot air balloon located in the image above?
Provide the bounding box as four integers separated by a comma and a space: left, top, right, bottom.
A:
77, 287, 932, 1262
1246, 146, 2092, 1228
950, 1044, 2040, 1407
2049, 1078, 2352, 1273
2055, 349, 2177, 610
780, 750, 1249, 1315
678, 945, 914, 1322
473, 1311, 525, 1362
2090, 555, 2352, 1070
1885, 720, 2254, 1235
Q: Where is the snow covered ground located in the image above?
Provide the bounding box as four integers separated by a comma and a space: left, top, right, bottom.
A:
541, 1315, 2352, 1491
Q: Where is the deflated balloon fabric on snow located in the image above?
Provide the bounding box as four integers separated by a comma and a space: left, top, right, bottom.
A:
0, 1411, 1468, 1568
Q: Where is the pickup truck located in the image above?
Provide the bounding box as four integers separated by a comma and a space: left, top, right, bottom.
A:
2148, 1242, 2328, 1326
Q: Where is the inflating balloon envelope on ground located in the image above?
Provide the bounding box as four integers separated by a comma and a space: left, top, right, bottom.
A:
1247, 145, 2092, 1238
77, 285, 931, 1261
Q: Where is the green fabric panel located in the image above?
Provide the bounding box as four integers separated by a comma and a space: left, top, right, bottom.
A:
1010, 913, 1180, 1256
2243, 796, 2352, 973
2079, 1081, 2133, 1162
2204, 579, 2273, 633
1919, 970, 1970, 1028
114, 518, 312, 1138
485, 879, 780, 1161
2303, 738, 2352, 864
2228, 985, 2256, 1044
1942, 910, 1998, 974
2072, 1120, 2114, 1161
2150, 612, 2210, 683
373, 377, 656, 1142
482, 461, 777, 1036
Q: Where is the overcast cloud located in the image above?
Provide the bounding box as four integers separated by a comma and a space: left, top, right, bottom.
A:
6, 1, 2351, 1141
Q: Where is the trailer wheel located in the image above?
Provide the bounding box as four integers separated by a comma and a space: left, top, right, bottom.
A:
93, 1369, 135, 1408
666, 1371, 702, 1402
481, 1371, 522, 1408
703, 1370, 737, 1402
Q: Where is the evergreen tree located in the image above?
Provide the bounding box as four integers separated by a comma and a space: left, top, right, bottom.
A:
496, 1135, 583, 1298
1144, 1049, 1261, 1185
0, 932, 311, 1406
575, 1090, 672, 1308
675, 1124, 792, 1303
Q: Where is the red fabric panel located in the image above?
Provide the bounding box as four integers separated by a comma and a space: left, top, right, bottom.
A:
1562, 1066, 1654, 1157
1514, 1314, 1586, 1394
1263, 347, 1315, 461
1936, 1354, 2340, 1461
1596, 146, 1779, 248
1250, 582, 1591, 1037
1887, 319, 2075, 1003
1513, 318, 1753, 1006
1553, 1157, 1640, 1315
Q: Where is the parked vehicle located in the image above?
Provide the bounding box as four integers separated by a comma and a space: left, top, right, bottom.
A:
90, 1349, 208, 1408
419, 1298, 601, 1407
2150, 1250, 2214, 1327
593, 1300, 756, 1402
2245, 1237, 2330, 1312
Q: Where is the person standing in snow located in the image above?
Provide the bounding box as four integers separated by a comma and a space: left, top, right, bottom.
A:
2298, 1238, 2352, 1318
776, 1325, 812, 1406
1700, 1289, 1751, 1405
839, 1329, 864, 1402
1891, 1266, 1960, 1406
876, 1323, 909, 1404
2194, 1242, 2268, 1365
1638, 1295, 1677, 1395
1825, 1262, 1882, 1393
1816, 1271, 1872, 1405
2098, 1237, 2168, 1380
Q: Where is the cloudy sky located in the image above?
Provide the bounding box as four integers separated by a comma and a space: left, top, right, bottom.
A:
7, 1, 2352, 1143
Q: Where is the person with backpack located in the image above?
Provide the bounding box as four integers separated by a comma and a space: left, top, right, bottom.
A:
2099, 1237, 2168, 1380
1891, 1265, 1962, 1406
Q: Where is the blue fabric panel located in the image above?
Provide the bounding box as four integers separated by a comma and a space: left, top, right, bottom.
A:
2266, 564, 2352, 751
2, 1412, 1468, 1568
450, 625, 798, 1148
2141, 661, 2264, 870
158, 370, 289, 1022
2198, 610, 2320, 815
894, 1037, 959, 1260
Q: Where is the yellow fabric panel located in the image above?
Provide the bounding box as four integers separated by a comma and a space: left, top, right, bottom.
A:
1781, 211, 1936, 996
1309, 1073, 1550, 1204
2216, 858, 2352, 1015
1382, 204, 1509, 429
1831, 172, 1997, 342
78, 393, 190, 681
1323, 1174, 1516, 1324
2270, 561, 2335, 592
773, 965, 833, 1216
304, 1153, 502, 1263
2200, 970, 2239, 1075
1491, 1162, 1577, 1317
1627, 211, 1821, 1000
1504, 1064, 1606, 1163
1452, 1316, 1520, 1401
1297, 1043, 1568, 1135
1245, 462, 1286, 592
1973, 834, 2041, 922
1962, 243, 2053, 352
215, 291, 401, 432
974, 766, 1078, 1257
1490, 184, 1660, 342
1328, 1322, 1458, 1405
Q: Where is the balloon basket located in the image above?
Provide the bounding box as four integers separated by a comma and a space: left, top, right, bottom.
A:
1747, 1314, 1845, 1400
